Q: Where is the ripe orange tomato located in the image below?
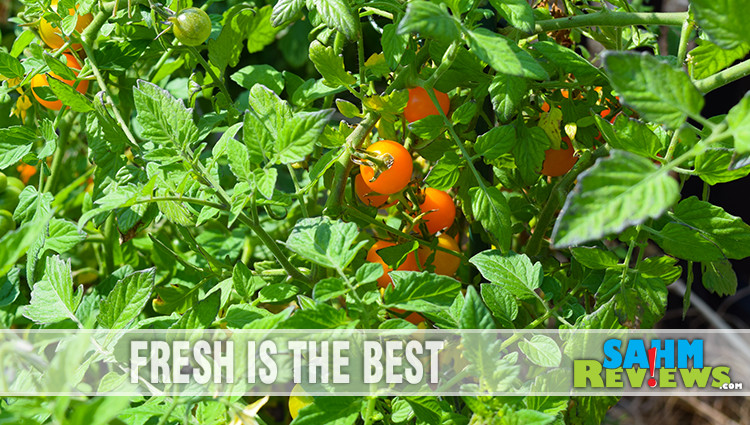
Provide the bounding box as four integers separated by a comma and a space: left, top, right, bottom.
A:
417, 188, 455, 234
541, 137, 578, 177
404, 87, 450, 123
39, 0, 93, 50
354, 173, 392, 208
367, 240, 418, 288
418, 233, 461, 276
359, 140, 413, 195
31, 53, 89, 110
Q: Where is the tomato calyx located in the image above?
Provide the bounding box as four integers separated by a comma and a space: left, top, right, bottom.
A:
351, 150, 394, 182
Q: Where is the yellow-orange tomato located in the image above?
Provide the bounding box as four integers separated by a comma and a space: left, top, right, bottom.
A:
417, 188, 456, 234
354, 173, 392, 208
404, 87, 450, 123
31, 53, 89, 110
367, 240, 418, 288
359, 140, 413, 195
418, 233, 461, 276
39, 0, 93, 50
541, 137, 578, 177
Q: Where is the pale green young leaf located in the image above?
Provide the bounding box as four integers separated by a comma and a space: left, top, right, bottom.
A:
133, 80, 200, 149
99, 269, 155, 329
306, 0, 357, 39
518, 335, 561, 367
286, 217, 367, 270
23, 256, 83, 325
469, 250, 543, 300
0, 126, 36, 169
309, 41, 356, 87
727, 92, 750, 153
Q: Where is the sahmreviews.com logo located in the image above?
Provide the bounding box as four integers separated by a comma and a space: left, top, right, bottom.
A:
574, 338, 741, 390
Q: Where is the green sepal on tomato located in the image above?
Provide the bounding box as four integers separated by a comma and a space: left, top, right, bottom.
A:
359, 140, 413, 195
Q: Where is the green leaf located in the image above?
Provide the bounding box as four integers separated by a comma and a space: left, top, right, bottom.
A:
133, 80, 200, 149
246, 6, 283, 53
232, 262, 265, 300
460, 285, 495, 329
518, 335, 561, 367
284, 303, 351, 329
170, 292, 221, 329
615, 274, 667, 328
552, 150, 680, 247
307, 0, 357, 39
469, 186, 512, 252
695, 147, 750, 184
99, 269, 155, 329
570, 247, 619, 270
312, 277, 347, 301
23, 256, 83, 325
475, 125, 517, 160
532, 41, 604, 85
309, 40, 357, 87
275, 109, 333, 164
403, 397, 443, 425
512, 126, 548, 184
425, 151, 461, 190
480, 283, 517, 328
489, 74, 527, 123
488, 0, 534, 33
603, 52, 704, 129
469, 250, 543, 300
466, 28, 548, 80
271, 0, 304, 27
397, 1, 460, 44
727, 92, 750, 153
290, 396, 360, 425
655, 196, 750, 262
594, 113, 664, 159
230, 64, 285, 94
0, 51, 24, 78
383, 271, 461, 312
382, 23, 409, 69
0, 268, 20, 307
0, 217, 48, 280
688, 39, 750, 80
409, 115, 446, 139
0, 126, 36, 169
702, 259, 737, 296
286, 217, 367, 270
691, 0, 750, 49
258, 283, 299, 303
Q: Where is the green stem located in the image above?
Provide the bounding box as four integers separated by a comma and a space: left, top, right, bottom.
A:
676, 19, 693, 65
44, 113, 75, 193
102, 214, 117, 275
363, 397, 377, 425
525, 147, 609, 257
694, 58, 750, 94
186, 46, 233, 106
323, 113, 380, 217
531, 12, 688, 35
287, 164, 309, 218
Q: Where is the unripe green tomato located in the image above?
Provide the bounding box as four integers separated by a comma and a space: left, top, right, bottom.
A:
171, 8, 212, 46
0, 185, 21, 213
0, 210, 15, 238
0, 172, 6, 193
6, 177, 24, 192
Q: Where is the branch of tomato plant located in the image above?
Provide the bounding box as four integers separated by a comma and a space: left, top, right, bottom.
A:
676, 19, 693, 65
323, 112, 380, 217
530, 11, 688, 35
43, 112, 76, 193
525, 146, 610, 257
185, 46, 236, 119
182, 150, 312, 286
694, 58, 750, 94
343, 204, 469, 262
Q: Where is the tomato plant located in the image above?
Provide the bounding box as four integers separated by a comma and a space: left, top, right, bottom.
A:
1, 0, 750, 423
